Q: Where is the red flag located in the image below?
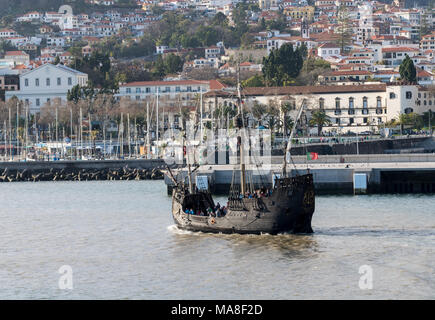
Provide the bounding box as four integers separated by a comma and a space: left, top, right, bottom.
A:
307, 152, 318, 160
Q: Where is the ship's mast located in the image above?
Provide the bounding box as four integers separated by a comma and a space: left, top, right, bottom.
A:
283, 99, 306, 177
236, 62, 246, 195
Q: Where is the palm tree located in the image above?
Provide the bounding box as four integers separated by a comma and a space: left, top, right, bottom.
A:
265, 103, 281, 134
280, 102, 293, 137
309, 110, 331, 136
396, 113, 411, 135
251, 102, 267, 127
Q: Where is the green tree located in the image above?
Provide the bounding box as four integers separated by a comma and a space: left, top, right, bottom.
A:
399, 55, 417, 83
212, 12, 228, 27
164, 54, 184, 74
251, 101, 267, 125
336, 6, 352, 52
262, 43, 304, 86
309, 110, 331, 136
242, 74, 265, 87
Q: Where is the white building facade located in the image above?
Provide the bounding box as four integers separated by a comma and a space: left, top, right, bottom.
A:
5, 63, 88, 113
204, 84, 426, 134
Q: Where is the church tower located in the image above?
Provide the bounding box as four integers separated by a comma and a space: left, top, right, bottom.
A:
301, 18, 310, 39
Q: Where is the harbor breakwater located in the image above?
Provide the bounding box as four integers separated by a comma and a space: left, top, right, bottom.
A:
0, 159, 167, 182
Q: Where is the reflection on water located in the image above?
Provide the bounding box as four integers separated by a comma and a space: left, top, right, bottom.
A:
0, 181, 433, 299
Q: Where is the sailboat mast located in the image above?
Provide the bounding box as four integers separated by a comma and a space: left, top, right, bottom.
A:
156, 87, 159, 157
146, 101, 150, 158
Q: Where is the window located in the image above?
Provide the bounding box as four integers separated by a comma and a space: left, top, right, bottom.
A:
175, 87, 180, 92
187, 86, 192, 92
46, 78, 50, 86
390, 92, 396, 99
166, 87, 170, 92
349, 97, 354, 108
135, 96, 140, 101
349, 118, 354, 124
406, 91, 412, 99
36, 98, 40, 106
319, 98, 324, 109
126, 88, 131, 93
146, 87, 150, 93
363, 117, 368, 123
47, 98, 50, 103
35, 78, 39, 86
68, 77, 72, 85
377, 97, 382, 108
136, 88, 141, 93
335, 98, 340, 109
25, 79, 29, 86
57, 77, 61, 85
363, 97, 368, 108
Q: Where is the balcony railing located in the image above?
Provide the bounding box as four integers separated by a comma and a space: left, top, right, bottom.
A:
376, 108, 383, 114
348, 109, 355, 115
334, 109, 342, 115
362, 109, 369, 115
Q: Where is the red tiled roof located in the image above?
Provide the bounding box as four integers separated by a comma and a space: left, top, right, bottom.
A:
382, 47, 419, 53
241, 84, 387, 96
5, 51, 28, 56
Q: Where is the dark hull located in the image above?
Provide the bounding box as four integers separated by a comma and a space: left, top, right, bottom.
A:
171, 174, 315, 235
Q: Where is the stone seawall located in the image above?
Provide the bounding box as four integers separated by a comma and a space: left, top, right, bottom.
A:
0, 159, 167, 182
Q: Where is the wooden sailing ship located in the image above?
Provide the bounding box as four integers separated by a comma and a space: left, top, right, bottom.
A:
169, 81, 315, 235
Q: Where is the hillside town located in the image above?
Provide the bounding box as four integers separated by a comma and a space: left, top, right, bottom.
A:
0, 0, 434, 159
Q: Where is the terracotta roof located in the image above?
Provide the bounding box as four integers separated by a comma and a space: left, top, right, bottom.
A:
241, 84, 387, 96
5, 51, 28, 56
120, 80, 226, 90
326, 70, 373, 76
382, 47, 419, 53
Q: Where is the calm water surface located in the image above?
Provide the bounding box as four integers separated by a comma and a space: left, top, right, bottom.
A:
0, 180, 434, 299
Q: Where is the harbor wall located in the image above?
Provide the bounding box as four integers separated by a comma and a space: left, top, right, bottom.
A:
0, 159, 169, 182
277, 136, 435, 155
0, 159, 166, 171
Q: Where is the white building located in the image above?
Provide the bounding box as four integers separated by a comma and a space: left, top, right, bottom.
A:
5, 63, 88, 113
204, 83, 426, 133
16, 11, 42, 22
116, 80, 226, 102
0, 29, 18, 38
317, 43, 341, 59
47, 37, 66, 47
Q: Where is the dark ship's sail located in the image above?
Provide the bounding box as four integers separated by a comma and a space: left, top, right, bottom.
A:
170, 78, 315, 235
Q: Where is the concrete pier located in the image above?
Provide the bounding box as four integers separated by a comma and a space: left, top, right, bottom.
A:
164, 154, 435, 195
